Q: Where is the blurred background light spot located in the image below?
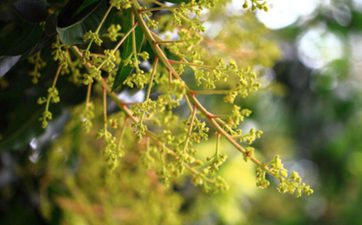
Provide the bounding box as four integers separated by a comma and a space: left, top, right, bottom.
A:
29, 149, 41, 164
349, 33, 362, 82
51, 134, 58, 141
240, 119, 258, 133
352, 0, 362, 10
287, 159, 319, 186
297, 27, 344, 69
118, 90, 145, 103
332, 3, 352, 27
255, 66, 276, 88
256, 0, 319, 29
226, 0, 246, 15
305, 196, 327, 219
334, 80, 358, 101
159, 29, 180, 41
204, 21, 223, 39
1, 153, 12, 167
0, 169, 13, 187
29, 138, 38, 150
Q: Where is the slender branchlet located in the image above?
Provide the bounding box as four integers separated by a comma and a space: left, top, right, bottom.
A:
37, 65, 62, 128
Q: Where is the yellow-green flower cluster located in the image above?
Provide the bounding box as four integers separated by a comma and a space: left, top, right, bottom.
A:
37, 87, 60, 128
257, 155, 315, 198
96, 128, 119, 170
110, 0, 132, 10
28, 52, 46, 84
51, 42, 69, 69
103, 24, 123, 41
207, 151, 227, 173
83, 30, 103, 46
29, 0, 314, 199
132, 99, 157, 142
243, 0, 269, 12
192, 169, 229, 194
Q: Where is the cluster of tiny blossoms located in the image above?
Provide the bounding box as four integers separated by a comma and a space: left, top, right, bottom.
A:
255, 156, 314, 198
243, 0, 269, 11
30, 0, 312, 197
28, 51, 46, 84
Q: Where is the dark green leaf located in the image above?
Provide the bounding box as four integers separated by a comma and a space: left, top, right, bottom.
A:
112, 9, 144, 92
0, 103, 44, 151
0, 0, 19, 11
23, 34, 55, 58
79, 0, 100, 11
45, 13, 58, 37
12, 0, 48, 23
0, 61, 86, 151
0, 23, 43, 56
56, 0, 113, 45
57, 0, 85, 27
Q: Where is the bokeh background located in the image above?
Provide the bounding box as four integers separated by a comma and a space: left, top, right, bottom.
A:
1, 0, 362, 224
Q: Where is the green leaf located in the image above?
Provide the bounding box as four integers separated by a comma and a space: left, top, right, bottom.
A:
0, 23, 43, 56
79, 0, 100, 11
23, 34, 55, 58
56, 0, 113, 45
0, 103, 44, 151
11, 0, 48, 23
45, 13, 58, 37
0, 0, 20, 11
57, 0, 85, 27
0, 61, 86, 151
112, 9, 144, 92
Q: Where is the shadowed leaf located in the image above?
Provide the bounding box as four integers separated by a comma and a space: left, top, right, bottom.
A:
12, 0, 48, 23
0, 23, 43, 56
112, 9, 144, 92
56, 0, 113, 45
